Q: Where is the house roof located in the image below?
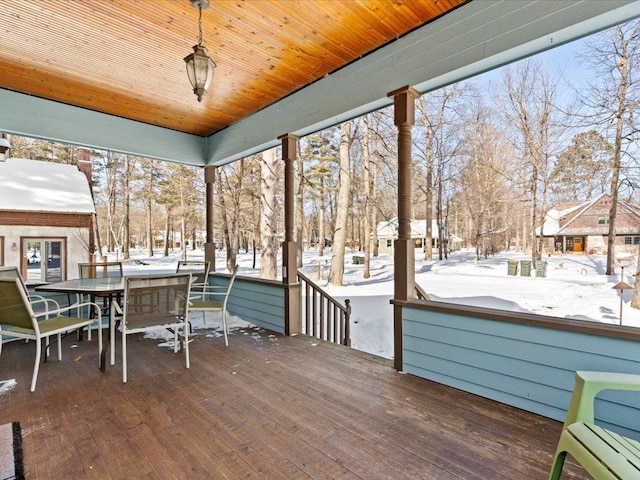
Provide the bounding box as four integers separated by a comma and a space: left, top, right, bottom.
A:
0, 158, 95, 214
541, 194, 640, 237
1, 1, 638, 166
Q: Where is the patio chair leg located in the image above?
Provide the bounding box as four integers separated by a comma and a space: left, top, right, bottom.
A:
110, 319, 118, 366
184, 325, 190, 369
122, 329, 127, 383
548, 451, 566, 480
31, 337, 42, 392
222, 310, 229, 347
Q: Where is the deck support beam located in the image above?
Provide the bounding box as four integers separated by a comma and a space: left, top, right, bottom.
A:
389, 86, 420, 370
280, 133, 301, 335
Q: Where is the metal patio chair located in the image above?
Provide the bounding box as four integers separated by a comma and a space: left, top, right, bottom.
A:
110, 273, 191, 383
0, 277, 102, 391
78, 261, 124, 334
176, 260, 211, 290
0, 266, 59, 314
188, 265, 238, 346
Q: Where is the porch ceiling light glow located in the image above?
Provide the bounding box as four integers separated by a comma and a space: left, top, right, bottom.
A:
184, 0, 216, 102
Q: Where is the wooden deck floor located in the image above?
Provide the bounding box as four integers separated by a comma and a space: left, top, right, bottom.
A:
0, 324, 590, 479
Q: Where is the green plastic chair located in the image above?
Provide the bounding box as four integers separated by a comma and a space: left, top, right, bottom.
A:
0, 277, 102, 392
548, 371, 640, 480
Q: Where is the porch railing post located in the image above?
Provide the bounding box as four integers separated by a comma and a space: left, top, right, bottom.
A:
388, 85, 420, 371
279, 133, 301, 335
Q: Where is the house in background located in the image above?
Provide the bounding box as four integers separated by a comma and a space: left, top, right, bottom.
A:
0, 155, 95, 283
540, 194, 640, 254
375, 218, 462, 255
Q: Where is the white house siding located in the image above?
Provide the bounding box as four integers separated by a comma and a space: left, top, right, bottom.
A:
0, 225, 90, 280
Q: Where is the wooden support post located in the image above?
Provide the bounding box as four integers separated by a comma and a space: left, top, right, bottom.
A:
388, 85, 420, 371
279, 133, 301, 335
204, 166, 216, 272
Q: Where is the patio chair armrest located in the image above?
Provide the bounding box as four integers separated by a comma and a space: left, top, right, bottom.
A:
29, 295, 61, 311
35, 301, 102, 320
564, 371, 640, 425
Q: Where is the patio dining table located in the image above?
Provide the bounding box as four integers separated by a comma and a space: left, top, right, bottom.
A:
35, 277, 125, 298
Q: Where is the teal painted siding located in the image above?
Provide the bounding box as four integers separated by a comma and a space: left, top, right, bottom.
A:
402, 305, 640, 440
209, 275, 285, 334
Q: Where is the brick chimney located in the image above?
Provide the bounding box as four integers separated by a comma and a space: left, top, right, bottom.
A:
77, 148, 93, 186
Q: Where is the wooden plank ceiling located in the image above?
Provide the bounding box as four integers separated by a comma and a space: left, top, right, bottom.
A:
0, 0, 465, 137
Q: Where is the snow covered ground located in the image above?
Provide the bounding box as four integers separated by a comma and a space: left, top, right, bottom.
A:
121, 247, 640, 360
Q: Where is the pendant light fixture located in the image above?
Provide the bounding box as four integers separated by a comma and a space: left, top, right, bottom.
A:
184, 0, 216, 102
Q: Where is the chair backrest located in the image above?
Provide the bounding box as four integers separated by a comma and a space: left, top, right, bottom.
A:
122, 274, 191, 329
79, 261, 123, 279
0, 277, 36, 331
176, 261, 210, 286
0, 266, 32, 300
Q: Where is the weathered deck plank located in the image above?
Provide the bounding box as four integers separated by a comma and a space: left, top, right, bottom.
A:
0, 325, 590, 479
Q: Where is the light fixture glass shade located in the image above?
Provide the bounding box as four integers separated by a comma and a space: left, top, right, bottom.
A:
184, 44, 215, 102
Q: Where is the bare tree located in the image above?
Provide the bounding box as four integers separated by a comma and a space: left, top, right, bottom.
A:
457, 104, 511, 260
328, 122, 353, 286
362, 115, 373, 278
260, 148, 279, 279
579, 20, 640, 275
499, 59, 560, 264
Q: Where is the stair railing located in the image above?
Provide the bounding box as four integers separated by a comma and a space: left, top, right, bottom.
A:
297, 270, 351, 346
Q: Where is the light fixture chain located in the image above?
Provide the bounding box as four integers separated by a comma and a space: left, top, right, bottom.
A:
198, 5, 203, 46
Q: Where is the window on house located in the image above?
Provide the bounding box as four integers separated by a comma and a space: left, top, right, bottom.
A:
23, 238, 65, 283
386, 239, 392, 248
624, 236, 640, 245
597, 215, 608, 225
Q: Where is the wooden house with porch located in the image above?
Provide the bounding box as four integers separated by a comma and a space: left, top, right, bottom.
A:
1, 1, 640, 478
541, 194, 640, 254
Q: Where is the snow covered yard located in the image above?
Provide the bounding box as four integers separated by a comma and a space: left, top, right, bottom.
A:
120, 247, 639, 359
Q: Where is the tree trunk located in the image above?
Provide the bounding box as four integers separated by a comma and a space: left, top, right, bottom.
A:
632, 244, 640, 309
122, 155, 130, 260
363, 116, 372, 279
163, 210, 171, 257
372, 153, 379, 257
317, 177, 325, 257
328, 122, 352, 286
425, 153, 433, 261
260, 148, 279, 279
606, 52, 628, 275
146, 197, 154, 257
217, 168, 235, 271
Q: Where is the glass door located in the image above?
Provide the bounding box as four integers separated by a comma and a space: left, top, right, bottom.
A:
24, 239, 64, 283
